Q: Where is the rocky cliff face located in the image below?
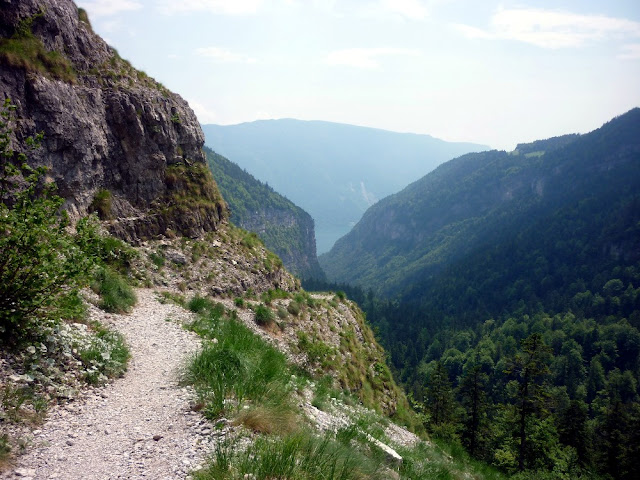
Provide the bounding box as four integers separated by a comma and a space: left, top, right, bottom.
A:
240, 207, 325, 280
206, 149, 325, 280
0, 0, 226, 243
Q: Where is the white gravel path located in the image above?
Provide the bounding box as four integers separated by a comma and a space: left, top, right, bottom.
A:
2, 289, 213, 480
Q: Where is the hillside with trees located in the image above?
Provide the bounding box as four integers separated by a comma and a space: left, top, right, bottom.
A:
206, 147, 324, 280
308, 109, 640, 479
202, 119, 487, 253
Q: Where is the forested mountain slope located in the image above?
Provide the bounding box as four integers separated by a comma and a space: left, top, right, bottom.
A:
320, 110, 640, 304
310, 109, 640, 478
202, 119, 487, 253
206, 147, 325, 280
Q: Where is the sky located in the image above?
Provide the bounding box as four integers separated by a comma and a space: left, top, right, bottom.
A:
76, 0, 640, 150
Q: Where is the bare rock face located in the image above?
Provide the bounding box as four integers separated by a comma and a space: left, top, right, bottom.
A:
240, 207, 325, 280
0, 0, 226, 242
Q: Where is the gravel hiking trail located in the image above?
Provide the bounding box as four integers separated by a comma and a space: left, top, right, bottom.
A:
2, 289, 212, 480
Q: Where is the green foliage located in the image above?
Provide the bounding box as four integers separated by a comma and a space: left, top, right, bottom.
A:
187, 295, 214, 314
193, 431, 385, 480
88, 189, 113, 220
0, 10, 76, 83
149, 251, 165, 268
77, 8, 94, 33
91, 267, 136, 313
0, 434, 10, 464
297, 331, 336, 369
0, 100, 95, 341
53, 290, 88, 322
162, 162, 226, 218
261, 288, 290, 305
287, 301, 301, 316
76, 326, 129, 384
185, 306, 290, 419
254, 304, 275, 327
206, 147, 325, 280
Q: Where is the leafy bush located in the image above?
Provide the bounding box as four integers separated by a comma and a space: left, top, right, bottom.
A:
0, 434, 10, 465
76, 326, 129, 384
287, 301, 301, 316
88, 188, 113, 220
0, 100, 95, 342
91, 267, 136, 313
149, 251, 165, 268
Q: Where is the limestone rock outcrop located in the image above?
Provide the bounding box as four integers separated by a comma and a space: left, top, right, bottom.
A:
0, 0, 226, 242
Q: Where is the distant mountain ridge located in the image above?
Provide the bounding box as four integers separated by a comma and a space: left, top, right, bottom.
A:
206, 147, 325, 280
202, 119, 488, 253
319, 109, 640, 305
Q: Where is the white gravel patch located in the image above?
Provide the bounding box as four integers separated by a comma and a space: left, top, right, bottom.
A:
2, 289, 212, 480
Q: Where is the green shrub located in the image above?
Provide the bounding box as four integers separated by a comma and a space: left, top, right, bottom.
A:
53, 290, 88, 322
297, 331, 335, 368
0, 434, 10, 464
188, 295, 214, 314
149, 251, 165, 268
241, 231, 261, 249
234, 297, 245, 308
1, 100, 95, 342
91, 267, 136, 313
77, 8, 94, 33
77, 326, 129, 384
254, 304, 275, 327
88, 189, 113, 220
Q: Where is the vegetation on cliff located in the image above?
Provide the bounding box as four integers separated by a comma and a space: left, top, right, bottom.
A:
202, 119, 488, 253
310, 109, 640, 479
206, 147, 324, 280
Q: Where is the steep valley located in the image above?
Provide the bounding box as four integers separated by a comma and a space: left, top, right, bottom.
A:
0, 1, 491, 479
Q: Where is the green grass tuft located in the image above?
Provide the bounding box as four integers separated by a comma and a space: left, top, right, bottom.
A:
91, 267, 137, 313
185, 308, 290, 419
193, 431, 386, 480
254, 304, 275, 327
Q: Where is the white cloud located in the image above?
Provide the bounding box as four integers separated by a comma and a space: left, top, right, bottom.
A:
618, 43, 640, 60
187, 99, 218, 123
158, 0, 263, 15
456, 8, 640, 49
195, 47, 257, 64
253, 111, 273, 121
378, 0, 428, 21
77, 0, 142, 18
326, 47, 420, 69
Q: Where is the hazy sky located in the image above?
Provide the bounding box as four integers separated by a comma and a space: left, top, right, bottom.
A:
77, 0, 640, 150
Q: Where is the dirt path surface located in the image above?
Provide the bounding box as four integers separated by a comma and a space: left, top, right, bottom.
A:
2, 289, 212, 480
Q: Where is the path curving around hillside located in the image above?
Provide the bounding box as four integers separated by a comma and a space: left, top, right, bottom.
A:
2, 289, 213, 480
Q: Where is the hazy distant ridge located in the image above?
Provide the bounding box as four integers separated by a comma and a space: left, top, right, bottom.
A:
202, 119, 488, 253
